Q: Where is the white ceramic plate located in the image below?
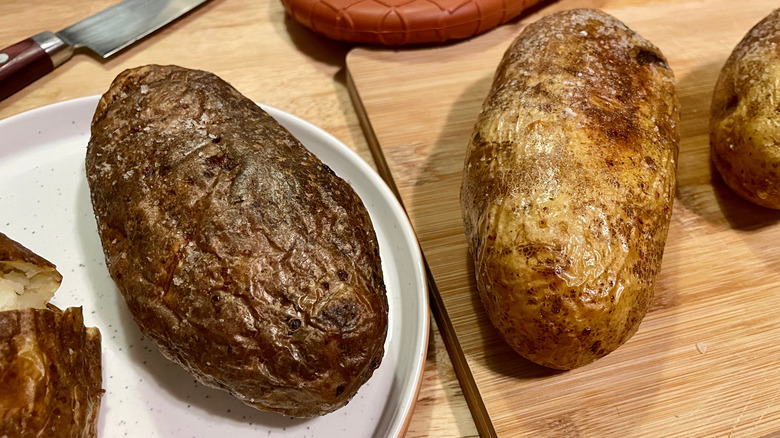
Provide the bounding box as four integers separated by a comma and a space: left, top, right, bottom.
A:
0, 96, 428, 438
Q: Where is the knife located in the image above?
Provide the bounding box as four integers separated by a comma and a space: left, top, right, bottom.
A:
0, 0, 210, 102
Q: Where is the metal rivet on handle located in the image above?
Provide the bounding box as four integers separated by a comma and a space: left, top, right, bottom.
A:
0, 53, 9, 64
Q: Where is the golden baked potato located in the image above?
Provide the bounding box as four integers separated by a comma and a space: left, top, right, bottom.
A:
86, 65, 388, 417
0, 232, 103, 437
461, 9, 679, 370
710, 8, 780, 209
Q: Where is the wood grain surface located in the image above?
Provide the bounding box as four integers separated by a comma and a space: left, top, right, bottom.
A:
0, 1, 477, 437
347, 0, 780, 436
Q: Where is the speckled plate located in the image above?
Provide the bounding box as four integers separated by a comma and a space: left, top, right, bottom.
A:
0, 96, 428, 438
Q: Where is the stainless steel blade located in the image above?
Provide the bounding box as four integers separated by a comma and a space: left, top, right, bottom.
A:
55, 0, 209, 58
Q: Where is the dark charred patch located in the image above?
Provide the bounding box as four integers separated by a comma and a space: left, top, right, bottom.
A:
549, 295, 562, 314
335, 385, 345, 397
371, 269, 382, 289
529, 82, 553, 100
286, 318, 301, 335
211, 136, 221, 143
632, 262, 645, 279
590, 340, 603, 355
337, 269, 349, 282
322, 281, 330, 290
321, 300, 358, 329
722, 93, 740, 117
321, 163, 336, 176
635, 48, 667, 67
518, 243, 569, 274
206, 153, 238, 171
643, 156, 657, 171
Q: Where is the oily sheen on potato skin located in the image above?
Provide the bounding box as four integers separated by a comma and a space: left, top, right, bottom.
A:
461, 9, 679, 370
711, 8, 780, 209
0, 233, 102, 437
0, 306, 102, 438
86, 65, 387, 417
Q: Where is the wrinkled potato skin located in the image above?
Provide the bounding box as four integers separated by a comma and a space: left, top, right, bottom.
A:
0, 233, 103, 436
86, 65, 387, 417
0, 306, 103, 438
711, 9, 780, 209
461, 9, 679, 370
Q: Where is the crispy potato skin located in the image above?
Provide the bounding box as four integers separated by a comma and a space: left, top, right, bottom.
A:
711, 9, 780, 209
0, 306, 103, 438
86, 65, 387, 417
461, 9, 679, 370
0, 232, 63, 311
0, 232, 59, 271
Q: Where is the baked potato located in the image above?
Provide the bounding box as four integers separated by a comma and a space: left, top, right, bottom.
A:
710, 8, 780, 209
461, 9, 679, 370
0, 232, 103, 437
86, 65, 388, 417
0, 231, 62, 311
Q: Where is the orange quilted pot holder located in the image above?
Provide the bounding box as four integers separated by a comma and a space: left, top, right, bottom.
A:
282, 0, 546, 45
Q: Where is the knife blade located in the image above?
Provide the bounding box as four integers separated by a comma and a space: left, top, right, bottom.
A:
0, 0, 210, 102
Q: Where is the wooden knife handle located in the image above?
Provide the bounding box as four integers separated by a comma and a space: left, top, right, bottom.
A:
0, 38, 54, 101
0, 32, 73, 102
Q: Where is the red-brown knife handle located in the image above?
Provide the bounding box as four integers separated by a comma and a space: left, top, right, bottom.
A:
0, 32, 73, 102
0, 38, 54, 101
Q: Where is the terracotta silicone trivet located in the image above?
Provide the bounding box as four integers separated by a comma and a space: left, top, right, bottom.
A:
282, 0, 546, 45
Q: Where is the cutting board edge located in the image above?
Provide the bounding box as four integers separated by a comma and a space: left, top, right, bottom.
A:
345, 66, 498, 438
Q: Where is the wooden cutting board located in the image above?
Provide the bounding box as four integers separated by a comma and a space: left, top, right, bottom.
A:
346, 0, 780, 436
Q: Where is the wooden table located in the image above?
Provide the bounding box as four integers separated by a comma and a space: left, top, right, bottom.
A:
0, 0, 476, 436
5, 1, 780, 437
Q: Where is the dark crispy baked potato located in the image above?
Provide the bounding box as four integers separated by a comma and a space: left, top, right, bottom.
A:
0, 232, 103, 437
461, 9, 679, 370
711, 8, 780, 209
86, 65, 388, 417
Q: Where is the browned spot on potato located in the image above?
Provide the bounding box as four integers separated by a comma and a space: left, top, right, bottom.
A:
635, 48, 667, 67
321, 300, 358, 329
